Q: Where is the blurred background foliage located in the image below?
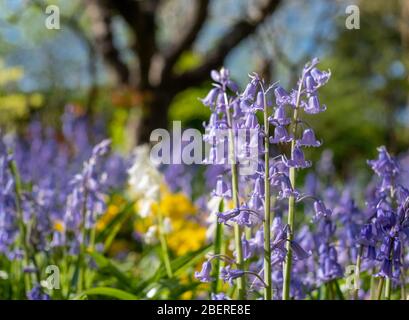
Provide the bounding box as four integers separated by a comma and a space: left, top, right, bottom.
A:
0, 0, 408, 179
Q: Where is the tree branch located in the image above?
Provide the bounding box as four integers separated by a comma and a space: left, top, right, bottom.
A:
104, 0, 160, 89
161, 0, 210, 81
85, 0, 130, 85
173, 0, 282, 91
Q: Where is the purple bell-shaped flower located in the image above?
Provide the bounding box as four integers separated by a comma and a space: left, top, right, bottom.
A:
269, 105, 291, 126
278, 176, 299, 199
211, 293, 231, 300
211, 175, 231, 198
242, 80, 257, 101
269, 126, 293, 144
217, 207, 240, 225
274, 86, 291, 106
313, 200, 332, 219
252, 91, 265, 111
201, 88, 220, 107
310, 67, 331, 87
215, 94, 226, 113
195, 260, 213, 282
297, 128, 321, 147
241, 235, 252, 260
377, 236, 393, 261
304, 95, 326, 114
376, 259, 393, 278
220, 266, 245, 285
392, 238, 401, 263
357, 224, 376, 247
283, 147, 311, 169
367, 146, 399, 178
305, 75, 318, 93
232, 99, 244, 118
234, 208, 253, 227
248, 190, 264, 213
290, 240, 311, 260
243, 111, 260, 129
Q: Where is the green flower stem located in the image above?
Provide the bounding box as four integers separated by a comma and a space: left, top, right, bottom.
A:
84, 226, 98, 289
157, 207, 173, 278
282, 77, 304, 300
8, 158, 31, 292
328, 282, 335, 300
333, 280, 345, 300
376, 277, 385, 300
385, 278, 391, 300
212, 199, 224, 295
224, 92, 246, 300
369, 270, 377, 300
401, 269, 407, 300
353, 246, 363, 300
262, 87, 272, 300
77, 189, 89, 294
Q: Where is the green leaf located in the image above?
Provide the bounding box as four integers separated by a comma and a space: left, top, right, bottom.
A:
73, 287, 138, 300
134, 244, 212, 297
90, 251, 136, 290
165, 243, 212, 277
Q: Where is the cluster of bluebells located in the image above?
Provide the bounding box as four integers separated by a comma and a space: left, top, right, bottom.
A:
197, 138, 409, 299
0, 106, 128, 299
2, 59, 409, 301
196, 58, 339, 299
0, 144, 17, 257
357, 146, 409, 281
52, 139, 111, 253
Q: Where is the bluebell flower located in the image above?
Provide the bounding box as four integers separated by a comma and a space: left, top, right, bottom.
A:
195, 260, 213, 283
392, 238, 401, 263
269, 105, 291, 126
309, 67, 331, 88
211, 293, 231, 300
367, 146, 399, 178
305, 75, 318, 93
242, 235, 252, 260
248, 229, 264, 255
357, 224, 376, 247
290, 240, 311, 261
234, 204, 256, 227
242, 111, 260, 129
297, 128, 321, 147
376, 259, 393, 278
269, 126, 293, 144
318, 244, 343, 282
283, 147, 312, 169
242, 80, 258, 101
274, 86, 291, 106
220, 266, 245, 285
304, 95, 326, 114
27, 284, 50, 300
248, 190, 264, 213
212, 175, 232, 199
211, 68, 238, 92
313, 200, 332, 219
216, 207, 241, 225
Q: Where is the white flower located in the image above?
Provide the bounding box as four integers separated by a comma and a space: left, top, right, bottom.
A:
162, 217, 173, 234
128, 144, 162, 202
138, 198, 154, 218
205, 196, 222, 240
145, 225, 158, 245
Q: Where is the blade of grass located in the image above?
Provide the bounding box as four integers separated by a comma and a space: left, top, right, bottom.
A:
73, 287, 138, 300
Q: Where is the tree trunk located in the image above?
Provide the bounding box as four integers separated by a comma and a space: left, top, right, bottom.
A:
137, 89, 173, 145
